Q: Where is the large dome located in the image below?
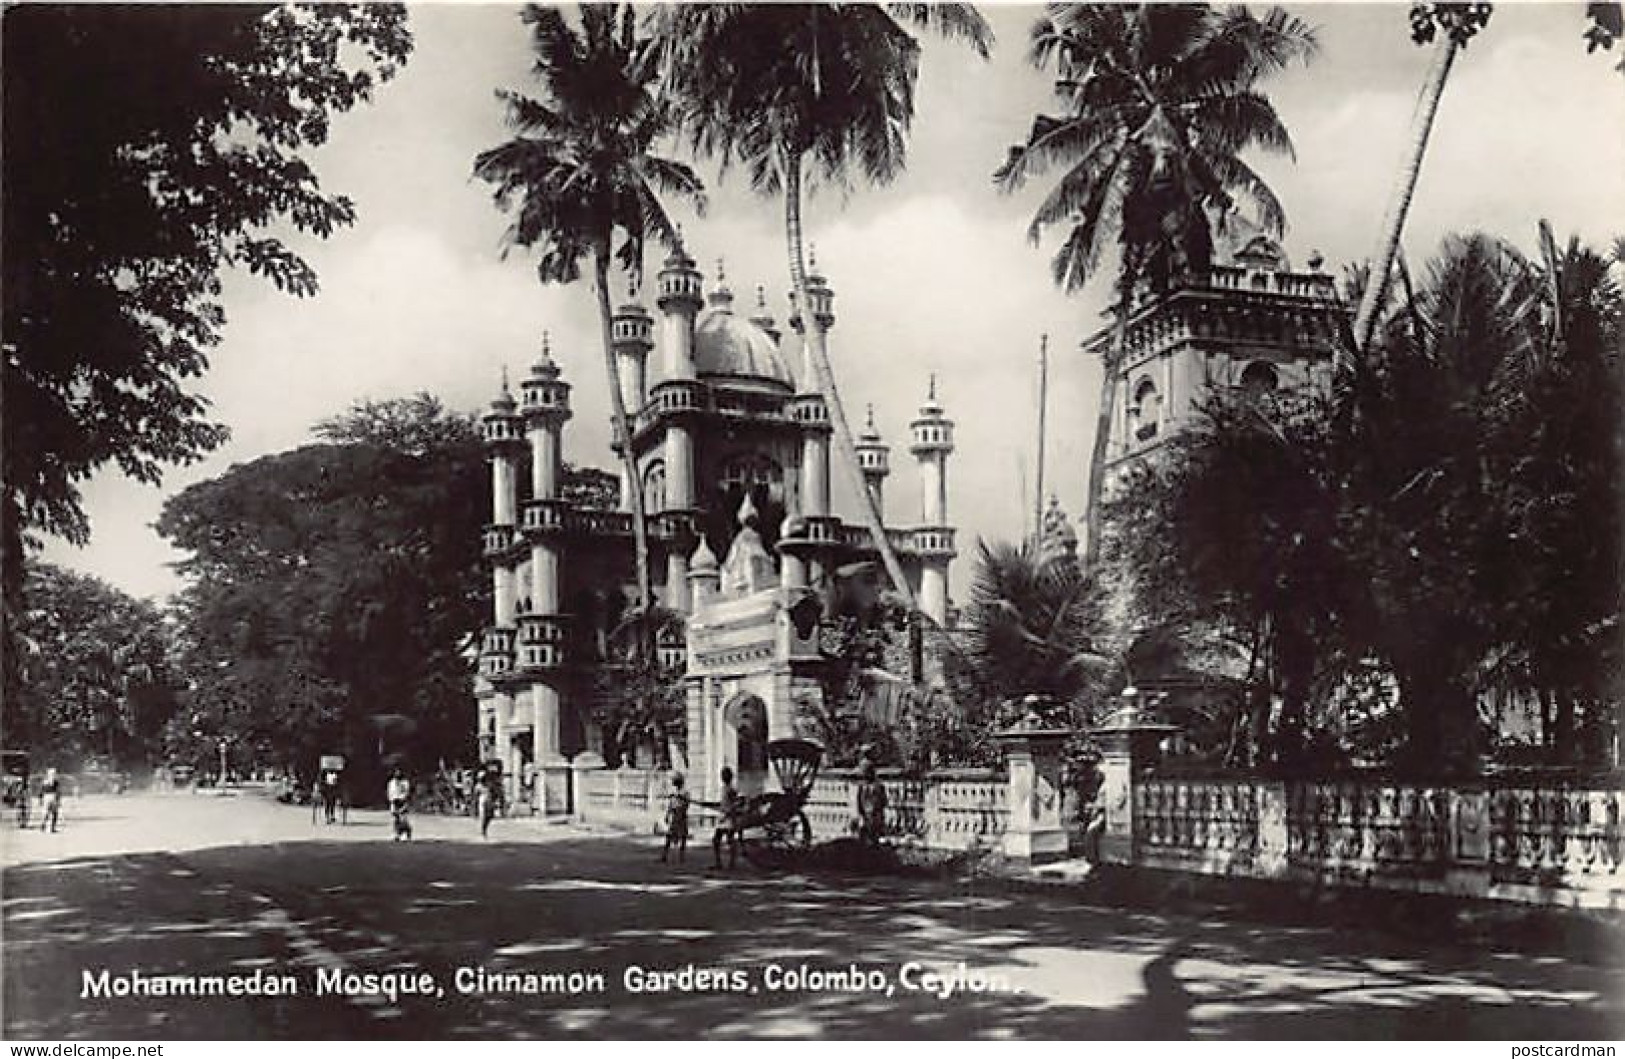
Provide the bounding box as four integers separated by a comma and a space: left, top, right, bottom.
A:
692, 303, 794, 390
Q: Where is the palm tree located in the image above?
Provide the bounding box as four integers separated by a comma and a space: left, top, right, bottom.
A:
651, 4, 994, 614
1348, 4, 1493, 359
474, 4, 706, 631
962, 537, 1110, 711
995, 3, 1317, 568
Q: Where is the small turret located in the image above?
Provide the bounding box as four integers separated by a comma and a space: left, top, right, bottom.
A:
749, 284, 781, 345
909, 374, 955, 462
706, 257, 735, 312
789, 246, 835, 333
688, 536, 720, 606
520, 333, 572, 425
612, 290, 654, 411
854, 404, 890, 514
481, 366, 525, 449
657, 242, 704, 315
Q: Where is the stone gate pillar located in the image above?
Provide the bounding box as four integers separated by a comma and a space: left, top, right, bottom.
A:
1090, 688, 1178, 866
995, 704, 1073, 866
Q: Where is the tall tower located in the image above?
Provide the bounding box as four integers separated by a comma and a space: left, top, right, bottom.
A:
611, 293, 654, 511
854, 404, 890, 515
656, 243, 704, 607
479, 370, 525, 768
910, 375, 956, 626
787, 259, 838, 589
518, 335, 572, 811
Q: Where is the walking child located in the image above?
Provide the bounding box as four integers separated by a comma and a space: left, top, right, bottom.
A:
660, 774, 690, 863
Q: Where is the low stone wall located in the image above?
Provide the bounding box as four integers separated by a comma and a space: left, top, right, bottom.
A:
578, 764, 1008, 852
1131, 773, 1624, 908
807, 769, 1008, 851
576, 767, 668, 833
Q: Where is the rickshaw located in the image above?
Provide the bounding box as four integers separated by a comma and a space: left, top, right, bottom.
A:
734, 739, 822, 867
3, 751, 30, 827
312, 754, 348, 825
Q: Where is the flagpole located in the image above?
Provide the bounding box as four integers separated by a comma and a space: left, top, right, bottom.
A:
1033, 333, 1049, 538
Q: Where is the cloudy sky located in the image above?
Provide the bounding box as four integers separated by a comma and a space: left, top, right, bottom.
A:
39, 1, 1625, 603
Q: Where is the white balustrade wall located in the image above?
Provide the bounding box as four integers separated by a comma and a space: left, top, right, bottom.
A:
1132, 773, 1623, 907
568, 758, 1619, 906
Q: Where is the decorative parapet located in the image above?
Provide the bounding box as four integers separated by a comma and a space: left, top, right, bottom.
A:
789, 392, 830, 429
1127, 769, 1623, 907
646, 379, 707, 418
521, 498, 569, 537
519, 500, 635, 540
515, 614, 569, 671
835, 523, 916, 555
483, 523, 519, 559
1490, 785, 1622, 882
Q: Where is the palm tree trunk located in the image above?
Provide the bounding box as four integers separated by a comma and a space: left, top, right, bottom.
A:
1350, 34, 1459, 359
592, 245, 654, 645
782, 151, 918, 611
1081, 308, 1129, 570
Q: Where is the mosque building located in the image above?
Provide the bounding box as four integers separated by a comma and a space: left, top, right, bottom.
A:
475, 245, 956, 810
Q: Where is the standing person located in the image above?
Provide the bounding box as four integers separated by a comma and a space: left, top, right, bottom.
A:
660, 774, 691, 864
38, 768, 62, 833
386, 769, 412, 841
712, 766, 741, 870
477, 763, 503, 840
856, 761, 888, 846
320, 768, 340, 824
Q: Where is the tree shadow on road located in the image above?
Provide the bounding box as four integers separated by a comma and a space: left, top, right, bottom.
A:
4, 837, 1621, 1040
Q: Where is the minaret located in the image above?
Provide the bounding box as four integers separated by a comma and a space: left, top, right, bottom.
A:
481, 368, 524, 634
479, 368, 525, 769
854, 404, 890, 516
788, 252, 837, 586
910, 374, 956, 626
612, 290, 654, 511
518, 334, 572, 810
656, 243, 703, 607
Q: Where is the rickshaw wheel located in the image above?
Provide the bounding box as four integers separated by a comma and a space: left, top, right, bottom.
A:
741, 811, 811, 869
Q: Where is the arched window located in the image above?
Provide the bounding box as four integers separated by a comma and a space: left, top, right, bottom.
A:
1240, 360, 1280, 401
712, 453, 786, 555
719, 453, 782, 493
642, 459, 666, 514
1128, 378, 1161, 442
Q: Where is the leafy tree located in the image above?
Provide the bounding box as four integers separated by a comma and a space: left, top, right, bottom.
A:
157, 398, 486, 786
654, 3, 993, 609
474, 4, 705, 641
1350, 3, 1494, 357
1105, 381, 1356, 768
590, 606, 687, 769
1, 4, 411, 730
1111, 231, 1622, 774
1494, 234, 1624, 759
959, 538, 1110, 713
11, 561, 181, 769
996, 3, 1316, 568
1352, 2, 1624, 358
2, 4, 411, 548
